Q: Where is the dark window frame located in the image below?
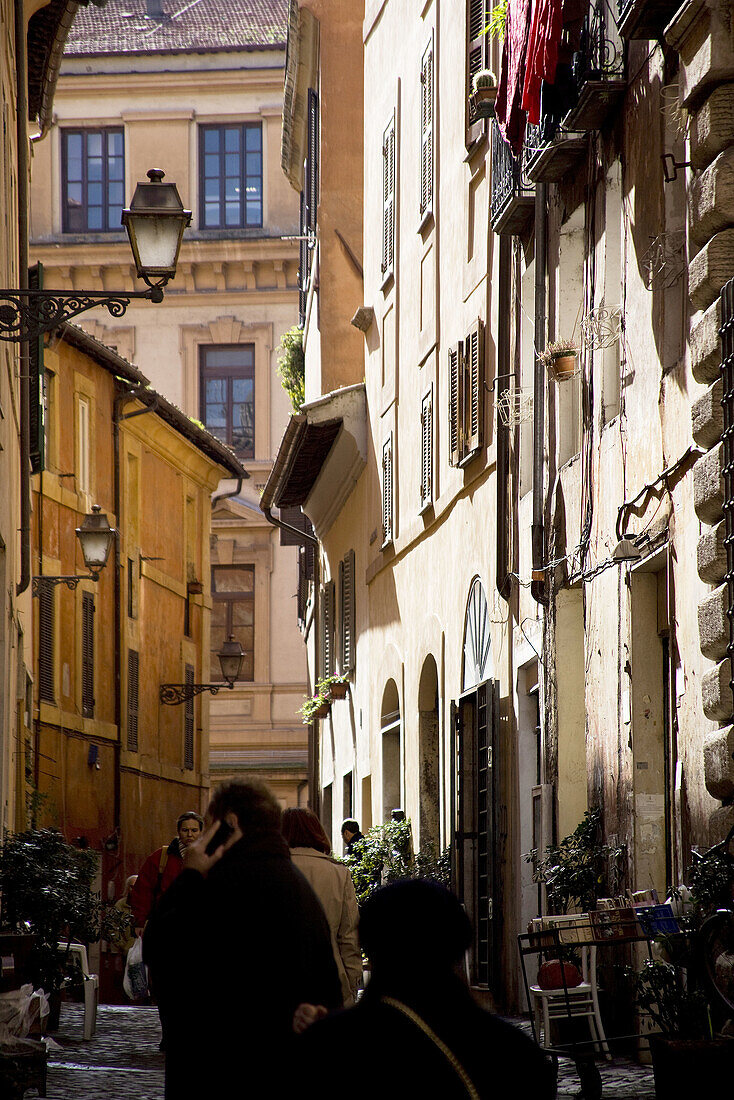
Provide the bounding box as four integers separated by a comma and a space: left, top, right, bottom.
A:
61, 127, 125, 234
199, 344, 255, 459
184, 664, 195, 770
127, 649, 139, 752
81, 591, 95, 718
38, 585, 55, 704
211, 564, 255, 682
198, 122, 263, 230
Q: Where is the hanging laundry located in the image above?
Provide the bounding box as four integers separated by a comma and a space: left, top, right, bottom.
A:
522, 0, 564, 125
495, 0, 533, 155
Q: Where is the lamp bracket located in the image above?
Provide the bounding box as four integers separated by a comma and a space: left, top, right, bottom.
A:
159, 681, 235, 706
32, 574, 98, 596
0, 286, 164, 343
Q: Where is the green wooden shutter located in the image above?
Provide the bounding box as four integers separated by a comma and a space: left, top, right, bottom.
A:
38, 585, 55, 704
340, 549, 355, 673
127, 649, 139, 751
449, 344, 462, 466
466, 0, 489, 145
420, 39, 434, 218
465, 319, 485, 455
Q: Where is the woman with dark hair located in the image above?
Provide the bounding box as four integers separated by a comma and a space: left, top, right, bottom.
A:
283, 808, 362, 1005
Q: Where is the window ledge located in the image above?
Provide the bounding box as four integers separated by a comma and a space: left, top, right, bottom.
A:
417, 208, 434, 235
380, 269, 395, 294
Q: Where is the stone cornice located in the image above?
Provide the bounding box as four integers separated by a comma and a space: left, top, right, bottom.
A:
56, 67, 285, 99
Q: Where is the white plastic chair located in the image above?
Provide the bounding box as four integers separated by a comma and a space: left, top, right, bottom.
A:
528, 915, 610, 1060
58, 942, 98, 1040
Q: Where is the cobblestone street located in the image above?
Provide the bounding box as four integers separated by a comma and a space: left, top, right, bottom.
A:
26, 1004, 656, 1099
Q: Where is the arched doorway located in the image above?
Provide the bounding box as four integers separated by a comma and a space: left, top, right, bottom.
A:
453, 577, 498, 989
381, 679, 401, 822
418, 655, 440, 850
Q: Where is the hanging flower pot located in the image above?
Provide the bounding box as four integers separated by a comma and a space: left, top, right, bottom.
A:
313, 698, 331, 719
317, 675, 350, 701
542, 340, 579, 381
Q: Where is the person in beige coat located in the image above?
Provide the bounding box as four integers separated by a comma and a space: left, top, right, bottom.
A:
282, 808, 362, 1005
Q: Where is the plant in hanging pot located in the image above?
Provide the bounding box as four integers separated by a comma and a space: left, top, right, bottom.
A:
541, 338, 580, 381
316, 674, 350, 701
471, 69, 497, 119
299, 691, 331, 724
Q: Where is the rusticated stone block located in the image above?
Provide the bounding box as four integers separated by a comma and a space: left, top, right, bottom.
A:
692, 378, 724, 447
698, 520, 727, 583
702, 660, 734, 720
698, 583, 729, 661
704, 725, 734, 801
693, 442, 724, 523
689, 229, 734, 311
668, 0, 734, 109
710, 802, 734, 837
691, 84, 734, 172
690, 147, 734, 251
691, 296, 722, 384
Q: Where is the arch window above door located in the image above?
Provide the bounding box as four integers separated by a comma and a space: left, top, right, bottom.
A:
462, 577, 491, 691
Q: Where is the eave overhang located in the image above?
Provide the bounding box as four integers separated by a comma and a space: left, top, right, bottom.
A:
281, 0, 318, 192
262, 383, 367, 539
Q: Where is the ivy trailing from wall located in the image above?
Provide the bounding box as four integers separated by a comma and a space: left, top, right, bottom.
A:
277, 325, 305, 411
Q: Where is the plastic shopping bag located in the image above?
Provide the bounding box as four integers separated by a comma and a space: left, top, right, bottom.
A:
122, 936, 148, 1000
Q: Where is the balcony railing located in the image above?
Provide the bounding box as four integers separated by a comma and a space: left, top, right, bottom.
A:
490, 123, 535, 236
618, 0, 683, 40
523, 120, 587, 183
565, 0, 626, 130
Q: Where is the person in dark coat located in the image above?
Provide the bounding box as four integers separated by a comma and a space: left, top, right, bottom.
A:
341, 818, 364, 857
294, 879, 556, 1099
145, 780, 342, 1099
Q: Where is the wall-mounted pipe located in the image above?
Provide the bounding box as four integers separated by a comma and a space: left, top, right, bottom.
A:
496, 235, 512, 601
16, 0, 30, 597
531, 183, 548, 606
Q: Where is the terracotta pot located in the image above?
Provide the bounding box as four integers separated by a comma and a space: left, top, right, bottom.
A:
549, 352, 578, 379
329, 681, 349, 700
313, 699, 330, 720
537, 959, 582, 990
649, 1035, 734, 1095
472, 88, 496, 119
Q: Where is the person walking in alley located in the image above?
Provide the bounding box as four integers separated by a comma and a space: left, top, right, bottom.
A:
283, 808, 362, 1005
144, 779, 342, 1099
341, 817, 364, 857
130, 811, 204, 1048
293, 879, 556, 1098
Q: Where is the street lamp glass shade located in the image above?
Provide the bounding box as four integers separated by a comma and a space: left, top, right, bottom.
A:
76, 506, 114, 575
122, 169, 191, 284
218, 635, 244, 685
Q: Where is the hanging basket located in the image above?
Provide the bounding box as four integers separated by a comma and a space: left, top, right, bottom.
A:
547, 350, 579, 381
496, 387, 533, 428
328, 681, 349, 700
313, 698, 331, 719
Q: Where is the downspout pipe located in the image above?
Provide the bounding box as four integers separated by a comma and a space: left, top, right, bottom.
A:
496, 235, 512, 601
16, 0, 30, 596
531, 183, 548, 606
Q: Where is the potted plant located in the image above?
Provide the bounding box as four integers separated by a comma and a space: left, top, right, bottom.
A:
0, 830, 101, 1029
317, 674, 350, 701
471, 69, 497, 119
299, 691, 330, 724
541, 338, 579, 380
525, 808, 624, 916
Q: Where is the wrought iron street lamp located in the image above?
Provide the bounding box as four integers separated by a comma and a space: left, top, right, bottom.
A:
159, 636, 245, 706
32, 505, 116, 596
0, 169, 191, 343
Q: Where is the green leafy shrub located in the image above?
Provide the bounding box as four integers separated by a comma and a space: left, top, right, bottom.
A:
485, 0, 508, 41
344, 817, 451, 907
277, 326, 305, 411
525, 807, 623, 914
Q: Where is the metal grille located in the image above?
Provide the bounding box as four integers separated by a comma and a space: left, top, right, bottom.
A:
720, 278, 734, 718
127, 649, 139, 752
490, 123, 533, 230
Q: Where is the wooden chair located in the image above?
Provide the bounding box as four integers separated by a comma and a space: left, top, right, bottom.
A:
527, 915, 610, 1060
57, 942, 98, 1040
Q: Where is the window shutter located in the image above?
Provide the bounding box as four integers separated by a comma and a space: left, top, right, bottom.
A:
381, 115, 396, 279
28, 263, 45, 474
465, 319, 485, 455
448, 344, 462, 467
127, 649, 139, 752
38, 585, 55, 704
325, 580, 335, 678
298, 190, 308, 326
420, 40, 434, 218
340, 549, 355, 673
382, 435, 394, 544
420, 387, 434, 509
466, 0, 489, 144
184, 664, 195, 770
306, 89, 319, 234
81, 592, 95, 718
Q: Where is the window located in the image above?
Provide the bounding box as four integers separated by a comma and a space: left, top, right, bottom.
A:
200, 345, 255, 457
420, 38, 434, 219
466, 1, 490, 146
38, 586, 54, 704
211, 565, 254, 681
381, 114, 396, 282
382, 435, 394, 545
81, 592, 95, 718
339, 550, 355, 673
298, 90, 320, 325
184, 664, 195, 771
448, 320, 485, 466
199, 124, 262, 229
127, 649, 139, 752
321, 579, 335, 679
77, 397, 90, 493
62, 128, 124, 233
420, 387, 434, 510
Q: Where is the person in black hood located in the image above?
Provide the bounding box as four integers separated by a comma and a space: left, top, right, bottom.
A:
145, 780, 341, 1099
294, 879, 556, 1099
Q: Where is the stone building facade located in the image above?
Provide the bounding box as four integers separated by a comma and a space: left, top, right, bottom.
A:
29, 0, 309, 805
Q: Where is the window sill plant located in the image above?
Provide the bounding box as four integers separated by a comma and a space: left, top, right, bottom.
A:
317, 674, 350, 701
299, 691, 330, 723
471, 69, 497, 119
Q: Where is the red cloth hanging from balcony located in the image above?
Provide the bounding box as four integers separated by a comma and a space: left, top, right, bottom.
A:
495, 0, 533, 155
521, 0, 564, 125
